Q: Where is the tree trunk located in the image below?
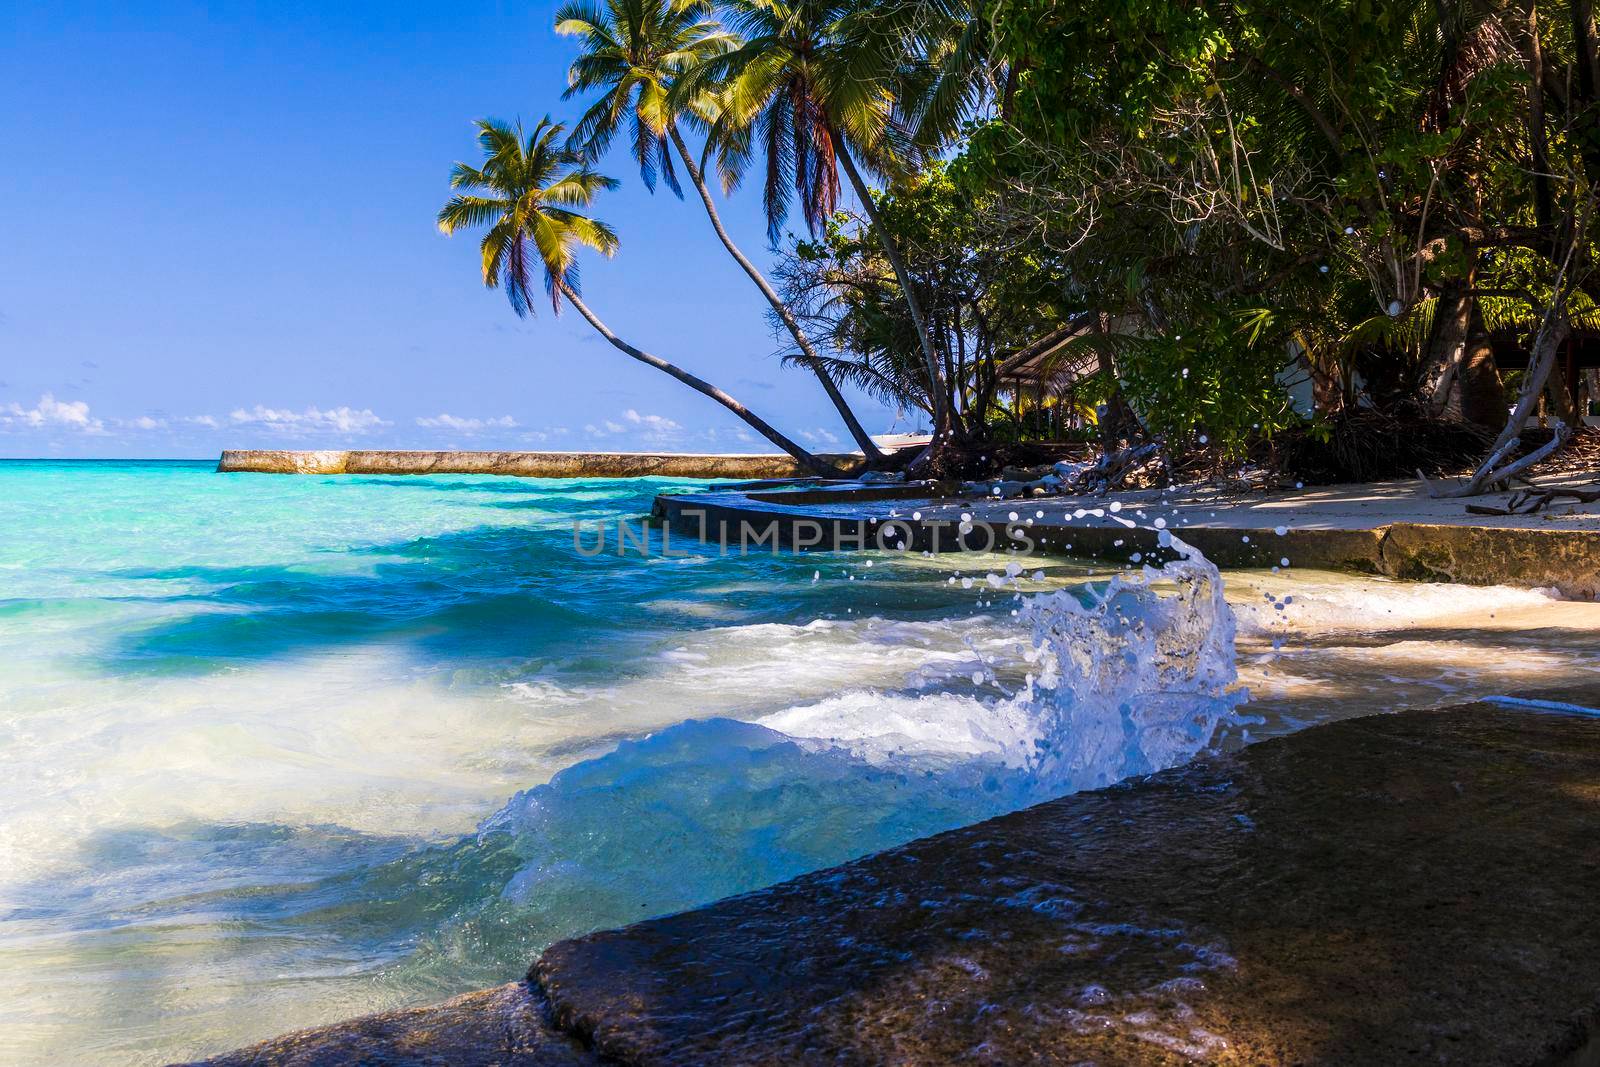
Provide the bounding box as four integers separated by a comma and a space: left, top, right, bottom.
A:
1456, 309, 1507, 429
1421, 286, 1474, 416
1577, 0, 1599, 104
830, 132, 953, 439
1487, 305, 1571, 455
1573, 0, 1600, 177
1543, 338, 1578, 423
556, 280, 844, 477
667, 126, 885, 463
1306, 351, 1344, 415
1522, 1, 1555, 237
1097, 334, 1144, 450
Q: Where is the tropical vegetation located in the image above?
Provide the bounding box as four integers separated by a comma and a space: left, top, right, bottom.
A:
437, 116, 842, 474
440, 0, 1600, 491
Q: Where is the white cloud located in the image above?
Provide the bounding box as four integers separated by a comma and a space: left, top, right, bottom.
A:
624, 409, 681, 432
586, 411, 693, 442
185, 415, 221, 429
415, 413, 518, 431
1, 394, 105, 433
800, 427, 842, 446
229, 405, 389, 434
127, 416, 167, 430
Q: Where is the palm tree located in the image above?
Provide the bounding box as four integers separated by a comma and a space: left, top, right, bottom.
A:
557, 0, 886, 461
437, 117, 839, 475
894, 0, 1013, 150
679, 0, 955, 440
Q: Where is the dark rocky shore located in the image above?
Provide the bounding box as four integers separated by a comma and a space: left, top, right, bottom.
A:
197, 699, 1600, 1066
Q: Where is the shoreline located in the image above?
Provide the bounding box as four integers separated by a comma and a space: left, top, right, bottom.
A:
201, 697, 1600, 1065
654, 475, 1600, 598
215, 450, 1600, 595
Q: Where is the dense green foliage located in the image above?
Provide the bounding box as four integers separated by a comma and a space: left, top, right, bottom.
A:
775, 164, 1071, 433
947, 0, 1600, 452
451, 0, 1600, 476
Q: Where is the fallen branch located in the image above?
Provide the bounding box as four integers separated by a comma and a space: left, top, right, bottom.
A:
1072, 441, 1163, 495
1464, 480, 1600, 515
1426, 188, 1595, 498
1421, 422, 1571, 499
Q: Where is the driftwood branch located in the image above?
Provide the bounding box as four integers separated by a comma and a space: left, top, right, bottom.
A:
1065, 441, 1165, 495
1420, 422, 1571, 499
1464, 481, 1600, 515
1422, 188, 1595, 499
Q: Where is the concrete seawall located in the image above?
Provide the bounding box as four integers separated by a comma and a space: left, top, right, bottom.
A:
216, 449, 863, 480
653, 479, 1600, 598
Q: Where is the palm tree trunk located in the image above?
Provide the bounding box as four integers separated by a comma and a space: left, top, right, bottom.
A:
1522, 0, 1555, 238
830, 131, 953, 439
668, 126, 885, 463
556, 280, 845, 477
1457, 309, 1507, 429
1421, 285, 1474, 416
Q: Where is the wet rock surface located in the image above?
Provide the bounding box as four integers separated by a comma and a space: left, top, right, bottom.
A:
538, 703, 1600, 1065
203, 703, 1600, 1065
1382, 522, 1600, 597
189, 981, 598, 1066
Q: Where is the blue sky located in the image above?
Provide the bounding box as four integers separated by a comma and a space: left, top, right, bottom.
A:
0, 1, 905, 458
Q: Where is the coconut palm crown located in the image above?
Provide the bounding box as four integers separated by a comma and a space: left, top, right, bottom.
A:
679, 0, 911, 242
677, 0, 950, 431
436, 117, 619, 315
556, 0, 735, 194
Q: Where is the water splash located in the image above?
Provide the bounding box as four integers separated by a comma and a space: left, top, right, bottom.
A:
456, 537, 1250, 974
1017, 536, 1248, 793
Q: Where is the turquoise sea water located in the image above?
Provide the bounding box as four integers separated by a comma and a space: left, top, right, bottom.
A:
0, 461, 1131, 1063
3, 460, 1596, 1064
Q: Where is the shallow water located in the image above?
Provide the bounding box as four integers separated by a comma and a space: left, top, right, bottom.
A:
1, 460, 1596, 1064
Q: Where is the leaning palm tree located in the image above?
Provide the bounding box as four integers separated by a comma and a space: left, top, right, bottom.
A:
557, 0, 885, 461
438, 117, 838, 475
678, 0, 954, 439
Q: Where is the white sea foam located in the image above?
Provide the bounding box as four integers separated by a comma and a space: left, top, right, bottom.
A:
478, 537, 1249, 944
1231, 573, 1559, 636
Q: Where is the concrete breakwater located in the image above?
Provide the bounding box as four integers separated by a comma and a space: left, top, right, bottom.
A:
200, 699, 1600, 1065
653, 478, 1600, 597
216, 449, 863, 479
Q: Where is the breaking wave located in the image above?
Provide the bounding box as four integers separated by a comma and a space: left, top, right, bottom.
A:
423, 537, 1250, 977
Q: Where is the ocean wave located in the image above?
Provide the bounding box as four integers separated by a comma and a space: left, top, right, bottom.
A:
435, 539, 1248, 976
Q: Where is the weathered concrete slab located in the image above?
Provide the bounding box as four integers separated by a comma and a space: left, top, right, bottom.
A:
536, 703, 1600, 1065
1381, 522, 1600, 594
187, 981, 597, 1066
216, 449, 863, 480
653, 479, 1600, 596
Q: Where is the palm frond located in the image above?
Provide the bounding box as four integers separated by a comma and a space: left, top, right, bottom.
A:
438, 116, 620, 319
437, 194, 511, 234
